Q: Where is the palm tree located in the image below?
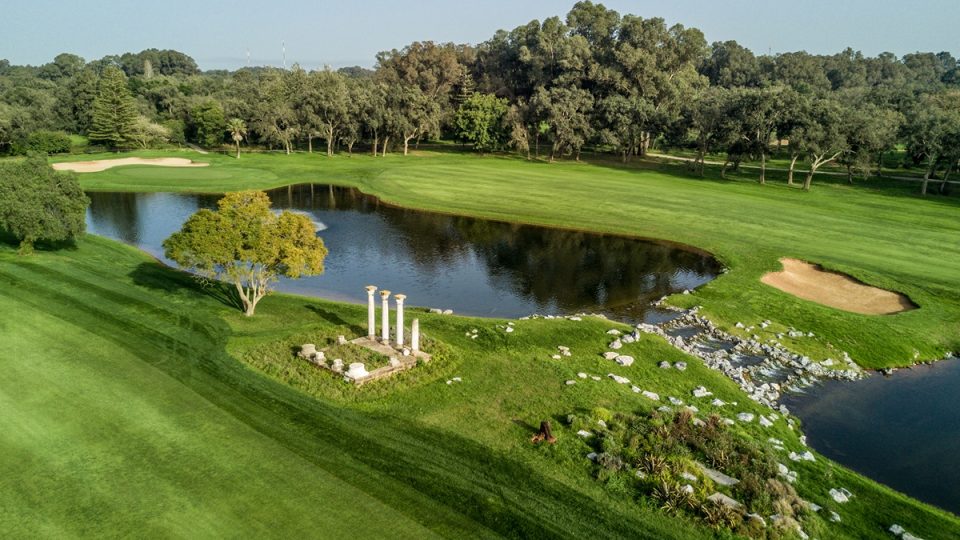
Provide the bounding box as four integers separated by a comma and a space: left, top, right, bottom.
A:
227, 118, 247, 159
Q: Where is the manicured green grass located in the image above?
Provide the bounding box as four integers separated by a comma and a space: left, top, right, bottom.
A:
1, 236, 956, 538
63, 149, 960, 368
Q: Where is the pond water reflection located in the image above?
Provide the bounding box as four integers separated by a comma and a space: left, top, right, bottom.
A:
86, 184, 719, 320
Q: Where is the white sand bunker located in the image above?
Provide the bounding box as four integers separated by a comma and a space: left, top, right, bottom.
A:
761, 258, 916, 315
52, 157, 209, 173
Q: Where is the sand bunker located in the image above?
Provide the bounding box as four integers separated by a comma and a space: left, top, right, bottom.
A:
761, 258, 916, 315
52, 157, 209, 173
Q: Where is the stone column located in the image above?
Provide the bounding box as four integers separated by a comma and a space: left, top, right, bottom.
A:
379, 290, 391, 342
365, 285, 377, 338
394, 294, 406, 347
411, 319, 420, 352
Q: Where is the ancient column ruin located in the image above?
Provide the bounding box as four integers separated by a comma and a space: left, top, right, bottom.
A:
395, 294, 406, 347
379, 290, 391, 342
365, 285, 377, 338
411, 319, 420, 352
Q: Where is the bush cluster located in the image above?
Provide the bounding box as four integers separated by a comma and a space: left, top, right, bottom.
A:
570, 409, 811, 539
12, 130, 72, 155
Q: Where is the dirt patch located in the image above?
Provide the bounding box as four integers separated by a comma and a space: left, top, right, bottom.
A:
52, 157, 209, 173
761, 258, 916, 315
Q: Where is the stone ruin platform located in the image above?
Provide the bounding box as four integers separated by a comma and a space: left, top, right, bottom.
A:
298, 337, 431, 387
350, 336, 432, 362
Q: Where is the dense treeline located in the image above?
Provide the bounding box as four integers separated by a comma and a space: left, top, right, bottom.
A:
2, 2, 960, 193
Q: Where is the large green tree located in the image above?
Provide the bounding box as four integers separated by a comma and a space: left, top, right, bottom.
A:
732, 87, 783, 184
190, 100, 226, 147
253, 70, 299, 154
904, 91, 960, 195
385, 83, 440, 156
455, 93, 508, 153
838, 100, 902, 183
793, 98, 848, 191
532, 85, 594, 161
89, 66, 137, 148
163, 191, 328, 316
308, 69, 350, 156
0, 157, 88, 254
681, 86, 736, 176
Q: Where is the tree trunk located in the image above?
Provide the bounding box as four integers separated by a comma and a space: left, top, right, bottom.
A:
787, 154, 798, 185
721, 158, 729, 179
940, 164, 953, 194
327, 130, 334, 157
531, 420, 556, 444
803, 168, 815, 191
922, 158, 936, 195
308, 135, 313, 154
236, 281, 256, 317
534, 133, 540, 159
403, 135, 414, 156
759, 152, 766, 184
372, 133, 379, 156
847, 163, 853, 184
382, 136, 389, 157
235, 141, 240, 159
347, 141, 355, 156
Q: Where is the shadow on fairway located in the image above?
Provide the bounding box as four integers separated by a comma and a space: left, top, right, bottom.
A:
305, 304, 365, 335
129, 261, 245, 312
0, 229, 81, 253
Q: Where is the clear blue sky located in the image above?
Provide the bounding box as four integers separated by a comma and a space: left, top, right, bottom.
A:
3, 0, 957, 70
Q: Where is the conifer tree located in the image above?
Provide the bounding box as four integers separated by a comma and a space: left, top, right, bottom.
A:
89, 66, 137, 148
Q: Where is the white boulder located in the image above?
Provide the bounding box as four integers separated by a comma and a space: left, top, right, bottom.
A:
829, 488, 852, 503
692, 386, 713, 398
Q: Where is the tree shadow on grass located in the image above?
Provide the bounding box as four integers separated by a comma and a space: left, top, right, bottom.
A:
0, 229, 81, 253
511, 417, 538, 434
128, 261, 245, 312
304, 304, 365, 336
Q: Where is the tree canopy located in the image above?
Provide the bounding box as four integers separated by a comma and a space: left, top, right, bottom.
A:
162, 191, 328, 316
0, 156, 88, 253
455, 93, 508, 152
2, 3, 960, 192
88, 66, 137, 148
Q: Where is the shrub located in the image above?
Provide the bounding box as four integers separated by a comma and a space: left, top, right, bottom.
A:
18, 130, 72, 155
591, 407, 613, 423
577, 409, 814, 539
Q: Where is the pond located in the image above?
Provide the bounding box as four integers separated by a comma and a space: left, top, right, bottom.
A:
782, 358, 960, 514
85, 184, 720, 321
